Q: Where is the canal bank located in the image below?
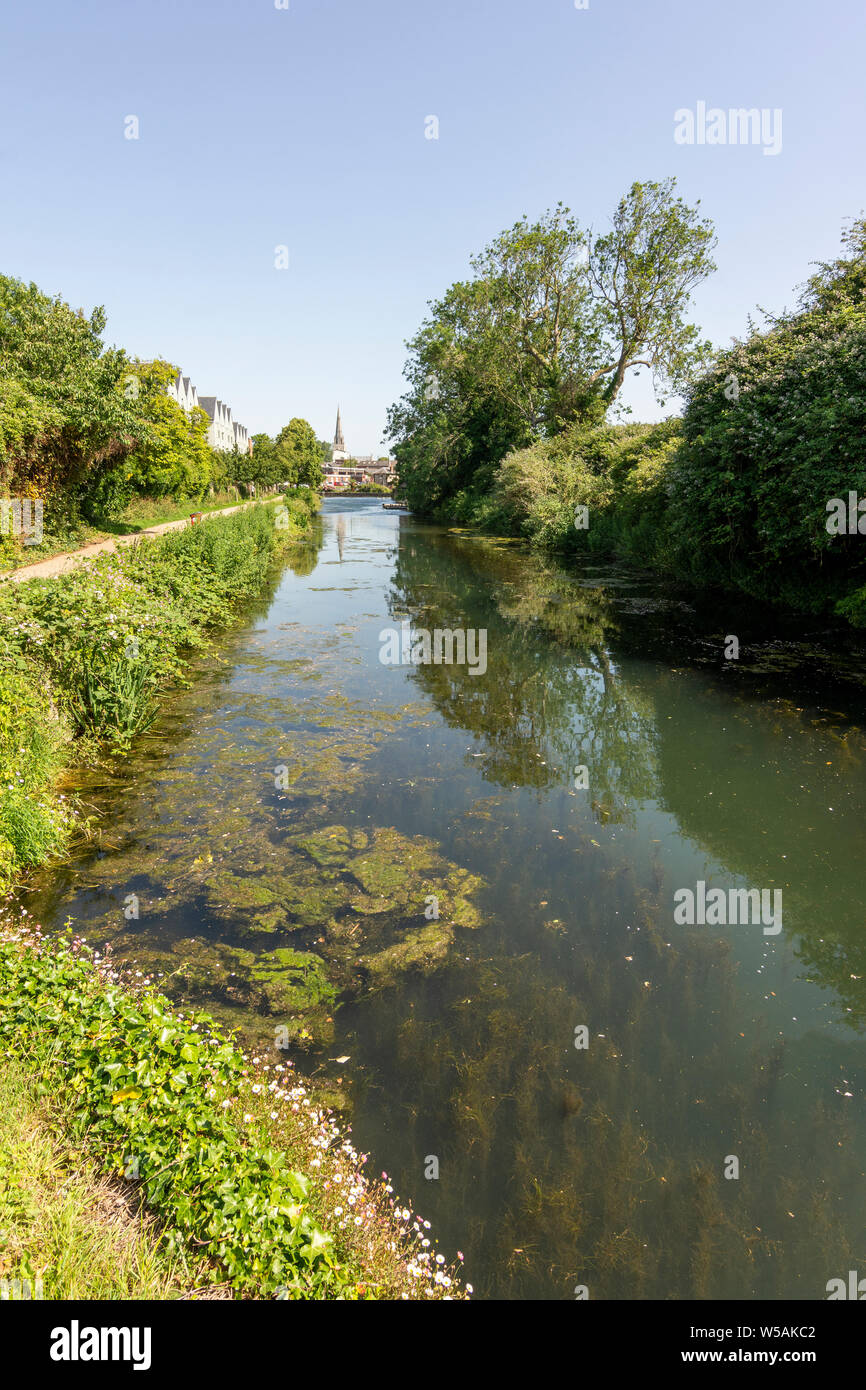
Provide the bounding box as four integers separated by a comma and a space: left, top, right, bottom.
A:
0, 495, 465, 1299
11, 496, 866, 1299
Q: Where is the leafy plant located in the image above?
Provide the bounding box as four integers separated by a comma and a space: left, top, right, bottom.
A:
0, 930, 359, 1298
387, 178, 715, 512
66, 648, 159, 747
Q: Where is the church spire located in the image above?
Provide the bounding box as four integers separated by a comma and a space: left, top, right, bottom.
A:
334, 406, 346, 453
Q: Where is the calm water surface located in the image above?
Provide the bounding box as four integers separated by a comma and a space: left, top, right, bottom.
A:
22, 498, 866, 1299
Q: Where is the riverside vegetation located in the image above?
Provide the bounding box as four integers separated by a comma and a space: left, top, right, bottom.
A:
388, 183, 866, 626
0, 498, 317, 890
0, 916, 465, 1300
0, 498, 466, 1299
0, 272, 331, 566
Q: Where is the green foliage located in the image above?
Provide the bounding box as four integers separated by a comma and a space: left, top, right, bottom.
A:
230, 422, 323, 491
0, 932, 359, 1298
388, 179, 715, 513
670, 217, 866, 613
105, 360, 214, 514
0, 275, 143, 521
66, 648, 159, 744
274, 488, 319, 539
339, 481, 391, 496
0, 649, 70, 890
418, 215, 866, 628
274, 419, 324, 489
0, 505, 315, 729
460, 418, 682, 562
0, 500, 317, 882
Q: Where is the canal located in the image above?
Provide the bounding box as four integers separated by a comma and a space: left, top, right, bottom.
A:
21, 497, 866, 1299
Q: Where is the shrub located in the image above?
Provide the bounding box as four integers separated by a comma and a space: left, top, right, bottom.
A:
669, 221, 866, 613
477, 419, 681, 564
0, 930, 357, 1298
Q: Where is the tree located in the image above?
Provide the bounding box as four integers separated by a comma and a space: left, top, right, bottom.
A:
797, 215, 866, 313
0, 274, 143, 517
388, 179, 716, 512
671, 217, 866, 617
233, 433, 275, 487
274, 418, 324, 488
585, 178, 716, 405
119, 360, 213, 504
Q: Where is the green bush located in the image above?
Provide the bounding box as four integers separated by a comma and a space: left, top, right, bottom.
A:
0, 655, 70, 889
670, 220, 866, 613
67, 647, 159, 744
454, 418, 681, 565
0, 930, 358, 1298
670, 306, 866, 610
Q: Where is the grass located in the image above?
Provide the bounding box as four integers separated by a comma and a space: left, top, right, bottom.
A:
0, 1056, 205, 1300
0, 496, 318, 890
0, 918, 467, 1300
0, 490, 272, 574
100, 490, 270, 536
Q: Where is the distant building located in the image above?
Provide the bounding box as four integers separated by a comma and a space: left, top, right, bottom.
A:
332, 405, 349, 463
166, 372, 200, 414
323, 409, 395, 485
197, 396, 236, 452
322, 458, 397, 490
167, 370, 251, 454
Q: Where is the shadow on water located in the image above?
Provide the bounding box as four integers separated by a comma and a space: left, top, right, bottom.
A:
18, 500, 866, 1299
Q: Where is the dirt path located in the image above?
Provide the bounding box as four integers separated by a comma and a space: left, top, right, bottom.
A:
0, 501, 264, 585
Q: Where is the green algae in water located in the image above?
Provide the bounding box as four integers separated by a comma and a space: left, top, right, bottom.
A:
250, 947, 337, 1013
360, 919, 456, 982
21, 499, 866, 1301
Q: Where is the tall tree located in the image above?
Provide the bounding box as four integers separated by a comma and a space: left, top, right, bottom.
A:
0, 274, 142, 514
388, 179, 716, 511
120, 360, 212, 503
274, 418, 324, 488
585, 178, 716, 404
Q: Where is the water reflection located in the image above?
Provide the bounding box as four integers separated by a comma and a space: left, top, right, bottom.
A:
20, 500, 866, 1299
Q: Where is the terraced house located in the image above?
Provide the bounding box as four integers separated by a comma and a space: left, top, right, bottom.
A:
168, 369, 251, 454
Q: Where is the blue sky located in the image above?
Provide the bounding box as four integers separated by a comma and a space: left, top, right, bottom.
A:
1, 0, 863, 453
